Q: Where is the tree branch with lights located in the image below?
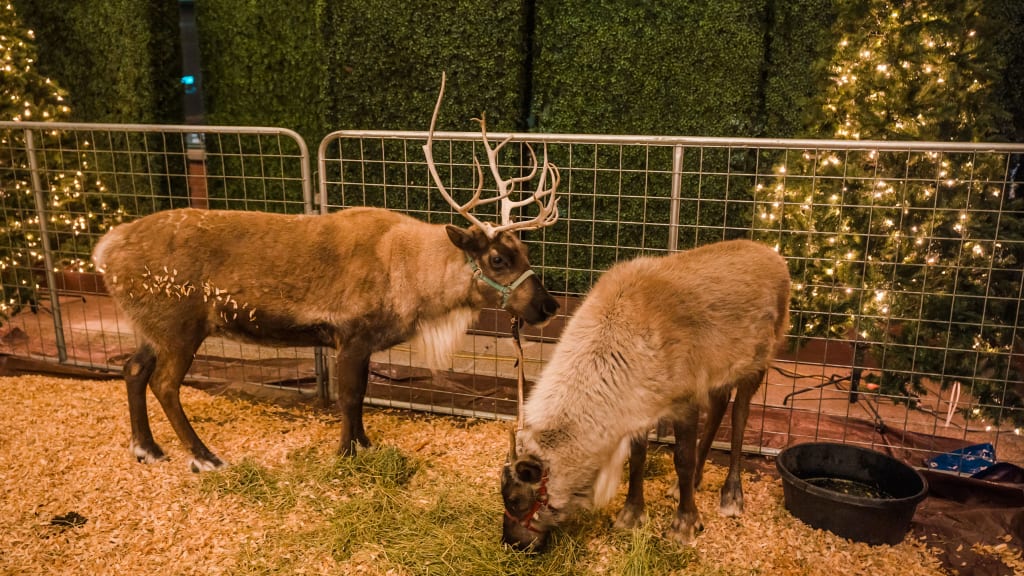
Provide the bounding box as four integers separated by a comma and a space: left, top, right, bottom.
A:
755, 0, 1023, 428
0, 3, 123, 323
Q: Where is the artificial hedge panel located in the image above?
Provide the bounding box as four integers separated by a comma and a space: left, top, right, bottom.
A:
15, 0, 1024, 144
762, 0, 839, 138
982, 0, 1024, 142
529, 0, 779, 283
12, 0, 180, 124
530, 0, 768, 137
195, 0, 329, 147
320, 0, 528, 133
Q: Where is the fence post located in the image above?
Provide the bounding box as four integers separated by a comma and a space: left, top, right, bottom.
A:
668, 144, 684, 252
314, 141, 330, 403
24, 128, 68, 362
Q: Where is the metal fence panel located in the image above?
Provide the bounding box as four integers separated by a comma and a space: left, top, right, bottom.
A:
2, 121, 1022, 468
320, 130, 1024, 466
0, 121, 315, 388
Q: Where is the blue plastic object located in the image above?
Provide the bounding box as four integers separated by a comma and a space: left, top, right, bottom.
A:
925, 443, 996, 475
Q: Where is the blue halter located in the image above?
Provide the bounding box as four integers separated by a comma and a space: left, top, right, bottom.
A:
466, 255, 536, 308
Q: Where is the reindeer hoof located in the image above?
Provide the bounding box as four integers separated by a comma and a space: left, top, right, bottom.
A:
613, 506, 649, 529
338, 441, 359, 457
131, 439, 167, 464
356, 432, 372, 448
719, 489, 744, 517
665, 513, 703, 545
189, 455, 226, 473
338, 436, 372, 457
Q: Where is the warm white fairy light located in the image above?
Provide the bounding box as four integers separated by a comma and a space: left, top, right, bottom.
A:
1, 3, 125, 324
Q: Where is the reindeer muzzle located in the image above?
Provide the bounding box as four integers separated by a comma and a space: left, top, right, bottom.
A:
466, 256, 555, 318
502, 507, 550, 551
473, 264, 537, 309
500, 459, 552, 552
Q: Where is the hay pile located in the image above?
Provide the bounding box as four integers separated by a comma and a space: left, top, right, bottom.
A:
0, 375, 999, 575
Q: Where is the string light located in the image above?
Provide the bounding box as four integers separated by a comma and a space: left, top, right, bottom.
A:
1, 3, 121, 325
755, 0, 1021, 429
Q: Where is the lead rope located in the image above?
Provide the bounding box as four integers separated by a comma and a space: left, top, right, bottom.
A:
511, 315, 526, 431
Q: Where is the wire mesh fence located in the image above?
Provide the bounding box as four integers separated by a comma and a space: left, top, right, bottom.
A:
321, 130, 1024, 468
2, 120, 1022, 470
0, 121, 316, 387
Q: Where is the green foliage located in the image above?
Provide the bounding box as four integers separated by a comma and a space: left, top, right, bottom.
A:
807, 0, 1010, 141
534, 143, 679, 294
197, 131, 311, 211
321, 0, 527, 133
980, 0, 1024, 141
196, 0, 329, 147
527, 0, 839, 293
12, 0, 181, 124
0, 3, 125, 322
763, 0, 841, 137
759, 0, 1024, 425
532, 0, 767, 137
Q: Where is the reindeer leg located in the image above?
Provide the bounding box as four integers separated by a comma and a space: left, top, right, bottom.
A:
666, 407, 702, 545
124, 343, 163, 463
720, 370, 763, 517
335, 348, 372, 456
614, 434, 649, 529
695, 386, 732, 490
667, 387, 728, 501
148, 342, 223, 473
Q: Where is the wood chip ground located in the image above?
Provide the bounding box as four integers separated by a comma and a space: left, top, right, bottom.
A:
0, 375, 1014, 575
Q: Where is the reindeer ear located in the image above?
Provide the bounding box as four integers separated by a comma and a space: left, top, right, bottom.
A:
514, 459, 543, 484
445, 225, 475, 251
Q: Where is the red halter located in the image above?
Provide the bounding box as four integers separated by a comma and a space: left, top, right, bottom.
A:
504, 471, 550, 533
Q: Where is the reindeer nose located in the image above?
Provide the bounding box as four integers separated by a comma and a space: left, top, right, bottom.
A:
542, 296, 560, 317
502, 513, 549, 552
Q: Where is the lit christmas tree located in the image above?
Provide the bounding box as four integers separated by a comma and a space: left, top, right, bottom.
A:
0, 3, 123, 323
755, 0, 1023, 426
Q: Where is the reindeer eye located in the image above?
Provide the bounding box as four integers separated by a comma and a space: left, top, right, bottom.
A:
490, 254, 508, 268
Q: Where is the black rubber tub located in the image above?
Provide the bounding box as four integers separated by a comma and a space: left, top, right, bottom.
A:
776, 442, 928, 545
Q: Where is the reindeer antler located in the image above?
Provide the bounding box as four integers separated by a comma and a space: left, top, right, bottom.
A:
423, 72, 560, 239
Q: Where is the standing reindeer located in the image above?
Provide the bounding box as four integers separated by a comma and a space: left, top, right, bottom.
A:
93, 75, 560, 472
500, 240, 790, 550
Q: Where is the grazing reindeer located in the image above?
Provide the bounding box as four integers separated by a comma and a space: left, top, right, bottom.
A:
500, 240, 790, 550
92, 75, 560, 472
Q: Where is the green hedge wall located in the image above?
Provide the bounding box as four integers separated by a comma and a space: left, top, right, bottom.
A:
984, 0, 1024, 141
196, 0, 329, 147
530, 0, 836, 138
13, 0, 180, 124
13, 0, 842, 139
17, 0, 1024, 143
762, 0, 839, 138
320, 0, 529, 134
531, 0, 768, 136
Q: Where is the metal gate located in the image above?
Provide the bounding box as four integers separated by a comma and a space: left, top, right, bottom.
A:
2, 120, 1022, 467
319, 129, 1024, 466
0, 121, 316, 388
